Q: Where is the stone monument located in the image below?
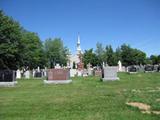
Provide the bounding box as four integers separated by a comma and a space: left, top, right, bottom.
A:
118, 60, 122, 72
24, 70, 30, 79
44, 68, 72, 84
0, 70, 17, 87
102, 67, 119, 81
16, 69, 21, 79
128, 65, 137, 74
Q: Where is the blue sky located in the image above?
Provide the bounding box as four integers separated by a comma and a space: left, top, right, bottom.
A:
0, 0, 160, 56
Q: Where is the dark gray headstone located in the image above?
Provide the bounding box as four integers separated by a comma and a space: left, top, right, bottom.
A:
0, 70, 16, 82
144, 65, 154, 72
0, 70, 17, 87
34, 72, 42, 77
128, 66, 137, 73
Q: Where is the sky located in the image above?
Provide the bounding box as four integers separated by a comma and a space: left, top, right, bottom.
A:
0, 0, 160, 56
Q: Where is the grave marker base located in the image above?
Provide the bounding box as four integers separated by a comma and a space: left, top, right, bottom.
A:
44, 80, 72, 84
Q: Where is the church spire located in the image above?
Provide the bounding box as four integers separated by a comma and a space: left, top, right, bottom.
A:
77, 33, 81, 54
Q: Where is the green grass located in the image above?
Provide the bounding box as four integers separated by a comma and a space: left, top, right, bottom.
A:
0, 72, 160, 120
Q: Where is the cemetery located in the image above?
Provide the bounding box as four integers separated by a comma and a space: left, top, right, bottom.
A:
1, 2, 160, 120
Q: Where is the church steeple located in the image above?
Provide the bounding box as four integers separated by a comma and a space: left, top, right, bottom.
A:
77, 34, 82, 54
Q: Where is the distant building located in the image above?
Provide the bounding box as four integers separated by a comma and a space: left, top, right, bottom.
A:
68, 34, 83, 69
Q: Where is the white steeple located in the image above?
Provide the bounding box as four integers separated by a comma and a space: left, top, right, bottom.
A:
77, 34, 82, 54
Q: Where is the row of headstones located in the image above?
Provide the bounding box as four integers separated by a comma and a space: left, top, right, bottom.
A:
0, 66, 119, 86
16, 69, 47, 79
127, 65, 160, 73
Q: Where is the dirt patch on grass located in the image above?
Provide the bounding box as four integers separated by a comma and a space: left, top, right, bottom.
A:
156, 99, 160, 102
126, 102, 150, 111
126, 102, 160, 115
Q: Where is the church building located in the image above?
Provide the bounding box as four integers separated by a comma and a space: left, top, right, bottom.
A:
68, 34, 83, 69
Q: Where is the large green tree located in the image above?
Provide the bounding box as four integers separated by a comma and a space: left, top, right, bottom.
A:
21, 31, 46, 70
121, 44, 146, 66
0, 10, 23, 70
44, 38, 69, 68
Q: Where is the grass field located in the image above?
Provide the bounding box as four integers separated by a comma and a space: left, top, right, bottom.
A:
0, 72, 160, 120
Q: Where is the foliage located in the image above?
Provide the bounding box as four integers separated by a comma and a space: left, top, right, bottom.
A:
83, 49, 98, 68
150, 55, 159, 65
121, 44, 146, 66
104, 45, 117, 66
44, 38, 69, 68
95, 42, 105, 66
0, 10, 23, 70
21, 30, 46, 70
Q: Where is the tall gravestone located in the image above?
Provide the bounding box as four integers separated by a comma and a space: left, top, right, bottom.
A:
102, 67, 119, 81
16, 69, 21, 79
118, 60, 122, 72
0, 70, 17, 87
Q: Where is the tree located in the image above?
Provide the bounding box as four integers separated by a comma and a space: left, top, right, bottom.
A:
104, 45, 116, 66
83, 49, 98, 68
21, 31, 46, 70
115, 47, 122, 64
121, 44, 146, 66
95, 42, 105, 66
150, 55, 158, 65
44, 38, 69, 68
0, 10, 23, 70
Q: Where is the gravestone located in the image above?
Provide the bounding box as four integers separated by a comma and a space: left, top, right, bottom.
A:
144, 65, 154, 72
0, 70, 17, 87
87, 63, 93, 76
88, 68, 93, 76
158, 65, 160, 72
94, 69, 102, 77
55, 64, 61, 69
77, 70, 83, 76
24, 70, 30, 79
153, 65, 159, 72
102, 67, 119, 81
44, 67, 47, 77
34, 67, 42, 77
70, 69, 77, 77
128, 66, 137, 74
118, 60, 122, 72
44, 68, 72, 84
82, 69, 88, 77
16, 69, 21, 79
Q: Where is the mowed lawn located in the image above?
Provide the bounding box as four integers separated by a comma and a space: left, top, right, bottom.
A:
0, 73, 160, 120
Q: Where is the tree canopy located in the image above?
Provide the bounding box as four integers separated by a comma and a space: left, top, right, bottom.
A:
44, 38, 69, 68
0, 10, 23, 70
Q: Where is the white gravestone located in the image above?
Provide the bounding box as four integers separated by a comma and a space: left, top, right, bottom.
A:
77, 70, 82, 76
102, 67, 119, 81
55, 64, 61, 69
24, 70, 30, 79
37, 66, 40, 72
70, 69, 77, 77
118, 60, 122, 72
16, 69, 21, 79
